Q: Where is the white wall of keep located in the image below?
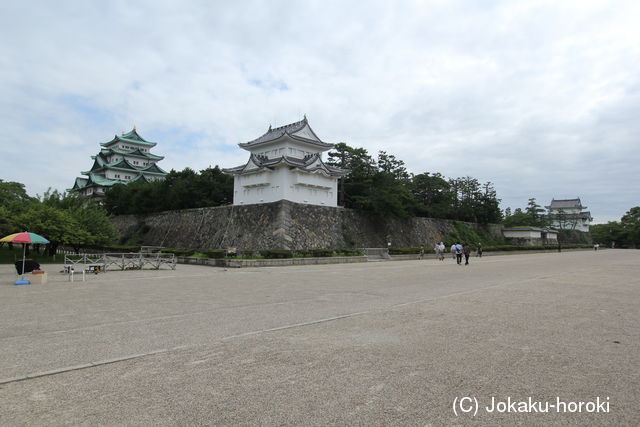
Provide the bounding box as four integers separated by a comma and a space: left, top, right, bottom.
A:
124, 156, 152, 167
249, 140, 325, 159
550, 208, 580, 215
233, 167, 338, 207
105, 169, 133, 181
549, 219, 590, 232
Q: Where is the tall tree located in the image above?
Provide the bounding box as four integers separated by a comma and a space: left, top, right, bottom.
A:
525, 198, 546, 226
410, 172, 454, 219
620, 206, 640, 247
0, 179, 37, 215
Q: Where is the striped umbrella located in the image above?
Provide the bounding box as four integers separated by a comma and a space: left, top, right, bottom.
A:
1, 232, 50, 284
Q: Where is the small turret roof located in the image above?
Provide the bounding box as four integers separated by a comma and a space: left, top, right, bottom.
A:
223, 152, 349, 177
239, 117, 334, 151
546, 198, 586, 210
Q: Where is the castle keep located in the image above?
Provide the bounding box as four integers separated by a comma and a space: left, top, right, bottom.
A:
70, 128, 168, 197
223, 117, 348, 207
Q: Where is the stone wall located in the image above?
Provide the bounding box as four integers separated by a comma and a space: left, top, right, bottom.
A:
111, 200, 504, 251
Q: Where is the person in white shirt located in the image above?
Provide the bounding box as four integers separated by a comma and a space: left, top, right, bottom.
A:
435, 242, 445, 261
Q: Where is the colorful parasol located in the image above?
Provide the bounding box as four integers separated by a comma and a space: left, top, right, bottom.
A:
0, 232, 50, 245
1, 232, 50, 285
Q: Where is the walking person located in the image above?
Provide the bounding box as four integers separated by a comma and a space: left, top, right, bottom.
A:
477, 243, 483, 258
437, 242, 445, 261
450, 243, 457, 261
455, 242, 463, 265
463, 243, 471, 265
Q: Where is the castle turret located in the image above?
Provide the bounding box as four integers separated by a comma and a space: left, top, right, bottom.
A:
69, 128, 168, 197
223, 117, 348, 206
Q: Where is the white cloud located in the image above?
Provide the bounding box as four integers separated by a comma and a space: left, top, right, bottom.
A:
1, 0, 639, 222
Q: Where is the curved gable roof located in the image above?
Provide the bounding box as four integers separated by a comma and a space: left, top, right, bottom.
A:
222, 153, 349, 177
100, 128, 158, 148
238, 117, 334, 151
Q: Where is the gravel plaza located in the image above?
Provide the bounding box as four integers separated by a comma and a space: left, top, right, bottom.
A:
0, 250, 638, 425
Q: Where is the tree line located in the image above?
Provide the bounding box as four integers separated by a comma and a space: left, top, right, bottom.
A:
326, 143, 502, 223
590, 207, 640, 248
0, 180, 117, 255
103, 166, 233, 215
101, 144, 503, 223
501, 198, 549, 227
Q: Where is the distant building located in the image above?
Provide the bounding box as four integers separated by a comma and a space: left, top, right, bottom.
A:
503, 227, 558, 246
69, 128, 168, 197
223, 117, 349, 207
545, 198, 592, 232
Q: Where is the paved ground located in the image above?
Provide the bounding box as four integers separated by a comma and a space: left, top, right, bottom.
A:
0, 250, 638, 425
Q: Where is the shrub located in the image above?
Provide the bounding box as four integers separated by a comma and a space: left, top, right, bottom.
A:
204, 249, 226, 259
389, 247, 433, 255
294, 249, 313, 257
160, 248, 195, 257
261, 249, 293, 259
336, 248, 364, 256
83, 244, 141, 253
310, 248, 334, 257
445, 221, 505, 247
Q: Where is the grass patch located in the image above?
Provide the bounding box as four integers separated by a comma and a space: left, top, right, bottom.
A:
0, 245, 61, 264
445, 221, 505, 246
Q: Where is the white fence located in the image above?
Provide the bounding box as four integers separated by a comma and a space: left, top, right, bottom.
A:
64, 253, 176, 271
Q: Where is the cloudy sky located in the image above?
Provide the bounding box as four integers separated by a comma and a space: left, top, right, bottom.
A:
2, 0, 639, 223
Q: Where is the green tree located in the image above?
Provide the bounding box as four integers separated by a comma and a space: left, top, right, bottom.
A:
0, 179, 37, 214
620, 206, 640, 247
410, 172, 455, 219
13, 205, 80, 255
327, 143, 376, 208
503, 212, 539, 227
103, 166, 233, 215
525, 198, 547, 226
0, 206, 13, 236
590, 222, 626, 248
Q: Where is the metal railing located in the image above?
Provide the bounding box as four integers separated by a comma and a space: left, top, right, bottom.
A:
64, 253, 176, 271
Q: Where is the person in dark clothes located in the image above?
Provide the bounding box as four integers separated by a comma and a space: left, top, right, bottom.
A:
463, 243, 471, 265
477, 243, 483, 257
455, 243, 463, 265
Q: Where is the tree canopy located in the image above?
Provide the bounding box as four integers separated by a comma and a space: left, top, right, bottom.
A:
0, 181, 117, 254
591, 206, 640, 248
502, 198, 548, 227
103, 166, 233, 215
326, 143, 503, 222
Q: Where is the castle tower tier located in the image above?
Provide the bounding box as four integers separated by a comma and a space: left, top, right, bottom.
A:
223, 117, 349, 207
69, 128, 168, 197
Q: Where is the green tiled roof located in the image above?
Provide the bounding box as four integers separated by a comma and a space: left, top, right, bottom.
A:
131, 174, 151, 183
109, 159, 138, 171
100, 128, 157, 148
69, 177, 89, 191
100, 147, 164, 161
87, 172, 122, 186
141, 163, 167, 174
